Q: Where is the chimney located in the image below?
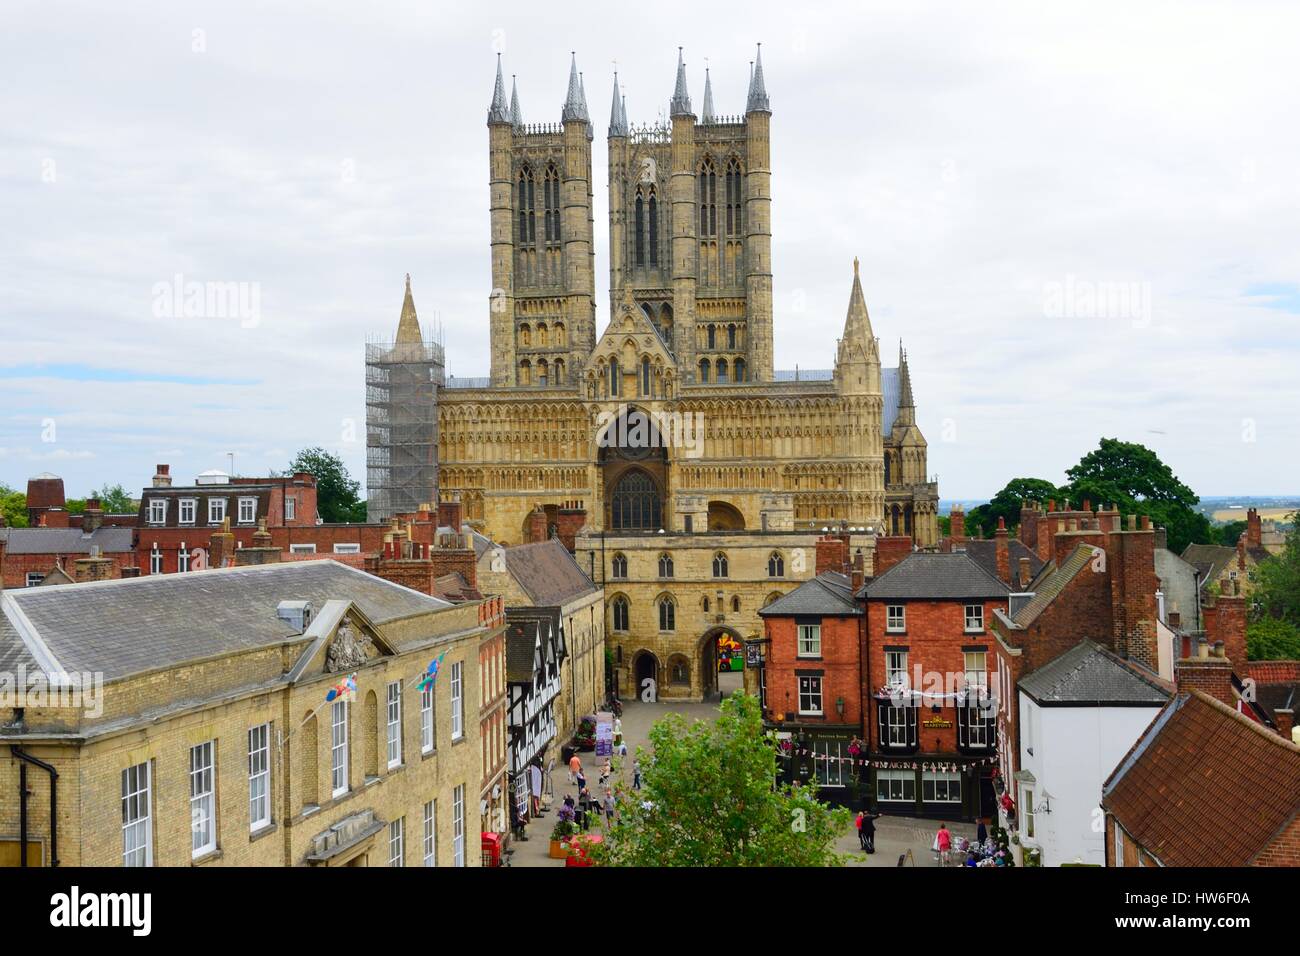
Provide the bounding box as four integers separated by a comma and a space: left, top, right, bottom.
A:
1236, 537, 1247, 571
120, 566, 141, 578
208, 518, 235, 569
83, 497, 104, 532
437, 496, 464, 532
73, 550, 115, 583
815, 535, 848, 576
994, 517, 1010, 585
873, 536, 912, 576
1018, 556, 1032, 590
1247, 508, 1262, 550
0, 533, 6, 590
1276, 708, 1295, 743
152, 464, 172, 488
1018, 502, 1039, 552
1203, 590, 1247, 672
1152, 526, 1167, 551
1174, 639, 1235, 706
1106, 516, 1159, 669
526, 506, 548, 544
236, 518, 281, 566
1167, 602, 1181, 629
851, 549, 865, 593
949, 505, 965, 548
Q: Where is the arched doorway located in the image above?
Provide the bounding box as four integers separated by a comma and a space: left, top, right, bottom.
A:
633, 651, 660, 702
598, 406, 668, 531
698, 627, 745, 701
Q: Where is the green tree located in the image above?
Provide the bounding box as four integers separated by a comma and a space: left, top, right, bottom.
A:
1247, 617, 1300, 661
964, 478, 1062, 540
1215, 520, 1247, 547
286, 448, 365, 523
0, 485, 28, 528
1253, 520, 1300, 627
590, 694, 851, 867
90, 483, 135, 513
1062, 438, 1211, 554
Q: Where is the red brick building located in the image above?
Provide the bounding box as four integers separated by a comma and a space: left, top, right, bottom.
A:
861, 552, 1008, 819
757, 557, 865, 797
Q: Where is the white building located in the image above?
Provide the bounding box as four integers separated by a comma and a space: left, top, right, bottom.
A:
1014, 641, 1170, 866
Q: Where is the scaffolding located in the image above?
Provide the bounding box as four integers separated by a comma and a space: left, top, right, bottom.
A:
365, 333, 445, 523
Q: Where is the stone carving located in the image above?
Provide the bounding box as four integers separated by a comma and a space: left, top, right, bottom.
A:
326, 620, 375, 673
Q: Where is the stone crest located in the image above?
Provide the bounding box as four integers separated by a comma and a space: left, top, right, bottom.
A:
326, 620, 375, 673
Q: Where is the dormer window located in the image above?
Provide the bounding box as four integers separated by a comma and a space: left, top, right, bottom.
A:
208, 498, 227, 524
148, 498, 167, 524
238, 497, 257, 524
178, 498, 196, 525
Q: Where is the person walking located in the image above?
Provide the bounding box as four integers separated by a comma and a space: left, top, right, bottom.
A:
568, 751, 582, 785
575, 767, 587, 798
602, 788, 616, 828
935, 823, 953, 866
862, 809, 878, 854
855, 811, 866, 850
632, 759, 642, 791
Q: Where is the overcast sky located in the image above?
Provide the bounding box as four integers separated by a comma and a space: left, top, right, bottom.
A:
3, 0, 1298, 502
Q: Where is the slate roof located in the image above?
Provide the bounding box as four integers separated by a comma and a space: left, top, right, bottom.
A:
962, 539, 1044, 585
431, 572, 482, 604
0, 560, 451, 682
0, 613, 38, 674
1103, 690, 1300, 866
861, 552, 1009, 601
1018, 641, 1171, 706
758, 571, 861, 617
505, 619, 540, 683
1181, 543, 1236, 583
0, 527, 134, 555
1009, 544, 1096, 627
502, 539, 598, 607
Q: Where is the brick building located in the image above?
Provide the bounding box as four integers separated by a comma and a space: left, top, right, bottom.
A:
860, 552, 1008, 820
0, 560, 505, 867
757, 552, 864, 797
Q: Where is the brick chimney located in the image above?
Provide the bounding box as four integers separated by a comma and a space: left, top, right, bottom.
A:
526, 506, 548, 544
1106, 516, 1159, 671
994, 517, 1010, 585
873, 535, 912, 576
1018, 501, 1040, 552
73, 548, 115, 583
153, 464, 172, 488
1276, 708, 1295, 743
949, 505, 966, 549
1175, 639, 1235, 706
436, 496, 464, 532
851, 548, 865, 592
236, 518, 281, 566
1247, 508, 1262, 550
815, 535, 848, 576
1203, 587, 1247, 673
1236, 537, 1247, 571
1018, 556, 1032, 590
83, 497, 104, 532
208, 518, 235, 569
555, 501, 588, 553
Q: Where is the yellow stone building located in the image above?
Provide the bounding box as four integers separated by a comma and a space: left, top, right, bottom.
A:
0, 561, 502, 867
427, 49, 940, 700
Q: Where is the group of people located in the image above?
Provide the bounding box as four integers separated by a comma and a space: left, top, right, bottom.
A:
566, 749, 641, 832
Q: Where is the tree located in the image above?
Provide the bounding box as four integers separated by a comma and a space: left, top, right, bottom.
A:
1214, 520, 1247, 547
90, 483, 135, 513
1247, 617, 1300, 661
963, 478, 1062, 540
1253, 521, 1300, 628
0, 484, 28, 528
590, 693, 851, 867
285, 448, 364, 523
1061, 438, 1211, 554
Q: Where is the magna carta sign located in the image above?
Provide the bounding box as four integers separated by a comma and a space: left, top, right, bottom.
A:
922, 716, 954, 729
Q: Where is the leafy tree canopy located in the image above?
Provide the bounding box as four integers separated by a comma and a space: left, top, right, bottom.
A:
0, 485, 28, 528
285, 448, 365, 524
963, 478, 1062, 540
1253, 521, 1300, 628
90, 483, 135, 513
1247, 617, 1300, 661
591, 693, 851, 867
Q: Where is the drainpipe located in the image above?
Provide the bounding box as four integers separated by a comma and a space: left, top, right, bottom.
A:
11, 745, 59, 867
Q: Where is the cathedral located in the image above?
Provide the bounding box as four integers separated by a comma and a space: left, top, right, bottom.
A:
403, 48, 939, 699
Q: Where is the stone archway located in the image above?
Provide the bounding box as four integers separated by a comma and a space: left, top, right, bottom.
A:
632, 650, 660, 702
697, 626, 745, 701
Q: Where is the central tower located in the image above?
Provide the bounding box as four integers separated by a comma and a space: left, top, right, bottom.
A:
607, 46, 774, 384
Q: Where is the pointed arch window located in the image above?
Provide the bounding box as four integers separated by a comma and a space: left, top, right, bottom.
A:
634, 193, 645, 266
610, 470, 661, 531
543, 164, 561, 243
641, 357, 652, 396
707, 324, 716, 350
518, 167, 536, 246
725, 158, 742, 235
658, 553, 674, 578
700, 158, 718, 237
608, 359, 620, 397
612, 597, 629, 632
611, 553, 628, 579
734, 358, 746, 382
647, 189, 659, 266
712, 552, 729, 578
698, 359, 710, 383
658, 596, 676, 632
768, 551, 785, 578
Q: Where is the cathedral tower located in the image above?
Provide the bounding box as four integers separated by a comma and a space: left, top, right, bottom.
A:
487, 54, 596, 388
607, 46, 775, 384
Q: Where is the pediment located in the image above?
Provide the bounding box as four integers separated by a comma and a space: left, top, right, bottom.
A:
592, 293, 675, 369
287, 600, 398, 683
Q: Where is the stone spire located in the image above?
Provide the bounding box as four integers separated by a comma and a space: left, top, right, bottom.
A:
670, 47, 692, 117
509, 75, 523, 129
609, 72, 628, 136
701, 66, 716, 123
395, 273, 423, 345
899, 341, 915, 407
841, 257, 876, 352
562, 52, 585, 122
487, 54, 510, 125
579, 72, 593, 139
746, 43, 770, 113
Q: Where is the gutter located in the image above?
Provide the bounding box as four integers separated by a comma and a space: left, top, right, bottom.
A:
10, 744, 59, 867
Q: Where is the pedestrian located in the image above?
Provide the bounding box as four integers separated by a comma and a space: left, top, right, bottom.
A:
855, 811, 866, 850
632, 759, 642, 791
598, 758, 612, 787
976, 817, 988, 846
529, 761, 544, 817
935, 823, 952, 865
863, 810, 877, 854
576, 767, 587, 797
613, 716, 623, 746
568, 751, 582, 785
602, 788, 616, 827
577, 787, 593, 830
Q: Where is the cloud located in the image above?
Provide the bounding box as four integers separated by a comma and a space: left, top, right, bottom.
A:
2, 0, 1297, 497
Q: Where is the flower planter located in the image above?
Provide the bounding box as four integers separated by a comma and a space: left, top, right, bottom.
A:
549, 839, 568, 859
